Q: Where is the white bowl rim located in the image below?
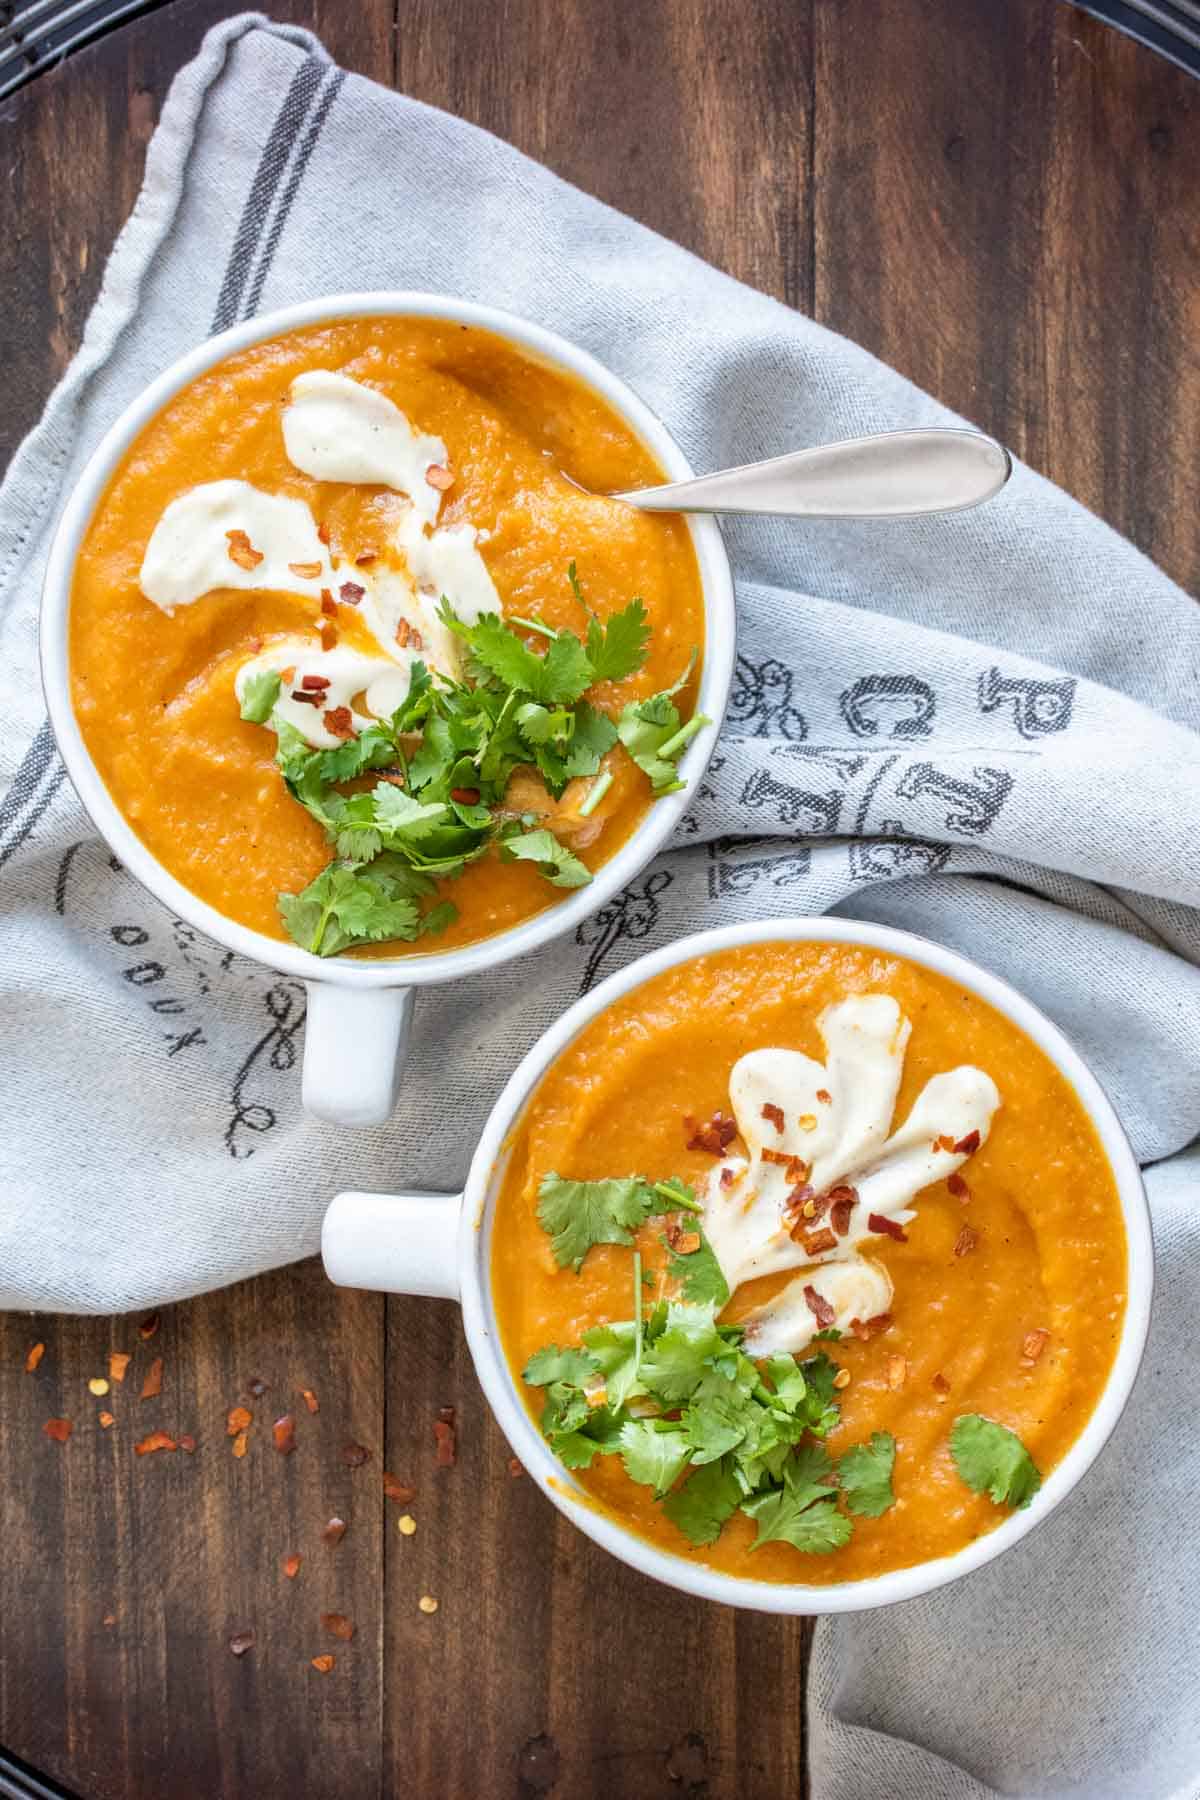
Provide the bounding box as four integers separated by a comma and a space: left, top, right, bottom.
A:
38, 290, 735, 989
458, 914, 1154, 1616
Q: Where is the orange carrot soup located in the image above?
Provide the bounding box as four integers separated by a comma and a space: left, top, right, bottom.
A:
69, 317, 707, 958
491, 941, 1128, 1586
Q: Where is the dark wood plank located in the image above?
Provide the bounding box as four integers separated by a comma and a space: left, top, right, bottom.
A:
0, 1264, 385, 1800
382, 1297, 807, 1800
812, 0, 1200, 594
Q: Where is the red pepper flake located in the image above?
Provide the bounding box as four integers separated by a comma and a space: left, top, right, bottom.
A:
290, 688, 323, 706
341, 1441, 371, 1468
320, 588, 337, 616
43, 1417, 73, 1444
339, 581, 365, 605
683, 1111, 738, 1156
322, 1517, 347, 1545
320, 621, 339, 652
829, 1194, 855, 1237
300, 1388, 319, 1415
273, 1415, 296, 1455
816, 1088, 832, 1105
109, 1351, 131, 1384
227, 1406, 252, 1437
323, 706, 354, 739
226, 529, 263, 571
849, 1312, 893, 1342
320, 1613, 355, 1642
434, 1418, 457, 1467
931, 1372, 951, 1397
868, 1213, 908, 1243
508, 1458, 524, 1478
311, 1654, 336, 1673
802, 1285, 836, 1330
783, 1184, 817, 1230
282, 1553, 302, 1580
140, 1357, 164, 1400
178, 1434, 197, 1453
228, 1630, 256, 1658
801, 1226, 838, 1257
139, 1313, 160, 1341
954, 1224, 980, 1257
25, 1342, 45, 1373
395, 617, 424, 652
355, 548, 378, 567
300, 673, 331, 692
934, 1133, 956, 1153
762, 1148, 811, 1185
288, 560, 323, 580
761, 1102, 785, 1133
383, 1472, 415, 1504
317, 522, 331, 546
947, 1173, 969, 1201
1022, 1328, 1050, 1364
719, 1167, 735, 1189
425, 463, 454, 491
953, 1130, 981, 1156
450, 786, 481, 805
135, 1430, 177, 1455
98, 1411, 115, 1430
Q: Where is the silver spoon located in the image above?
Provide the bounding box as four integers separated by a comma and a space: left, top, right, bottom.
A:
612, 427, 1012, 518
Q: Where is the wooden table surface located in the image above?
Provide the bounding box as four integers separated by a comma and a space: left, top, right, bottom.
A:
1, 3, 1197, 1797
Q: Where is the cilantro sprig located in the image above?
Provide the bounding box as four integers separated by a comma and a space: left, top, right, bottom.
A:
243, 562, 707, 955
523, 1285, 896, 1553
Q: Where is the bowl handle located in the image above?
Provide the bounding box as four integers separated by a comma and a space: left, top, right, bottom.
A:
321, 1189, 462, 1300
301, 983, 414, 1127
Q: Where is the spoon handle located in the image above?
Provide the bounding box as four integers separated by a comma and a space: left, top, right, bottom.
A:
613, 427, 1012, 518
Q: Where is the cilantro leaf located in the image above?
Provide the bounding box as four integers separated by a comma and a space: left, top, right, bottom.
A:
662, 1455, 742, 1546
838, 1432, 897, 1518
501, 828, 592, 889
797, 1351, 842, 1437
664, 1227, 730, 1307
743, 1488, 853, 1554
539, 630, 595, 704
618, 1420, 692, 1497
582, 1320, 644, 1412
617, 659, 710, 794
553, 1431, 606, 1470
315, 722, 398, 783
536, 1173, 655, 1272
278, 862, 423, 956
682, 1370, 759, 1465
454, 610, 593, 705
240, 670, 281, 724
950, 1414, 1041, 1510
639, 1301, 725, 1404
763, 1355, 810, 1415
522, 1346, 600, 1388
586, 597, 651, 684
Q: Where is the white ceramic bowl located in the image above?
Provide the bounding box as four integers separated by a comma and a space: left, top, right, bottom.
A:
39, 292, 735, 1127
322, 915, 1153, 1615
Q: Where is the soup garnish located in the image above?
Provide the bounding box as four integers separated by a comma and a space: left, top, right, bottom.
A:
515, 990, 1047, 1560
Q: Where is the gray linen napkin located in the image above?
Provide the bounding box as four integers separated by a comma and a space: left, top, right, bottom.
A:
2, 17, 1198, 1795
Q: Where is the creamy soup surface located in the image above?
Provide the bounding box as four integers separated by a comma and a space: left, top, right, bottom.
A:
70, 318, 705, 957
491, 942, 1128, 1586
